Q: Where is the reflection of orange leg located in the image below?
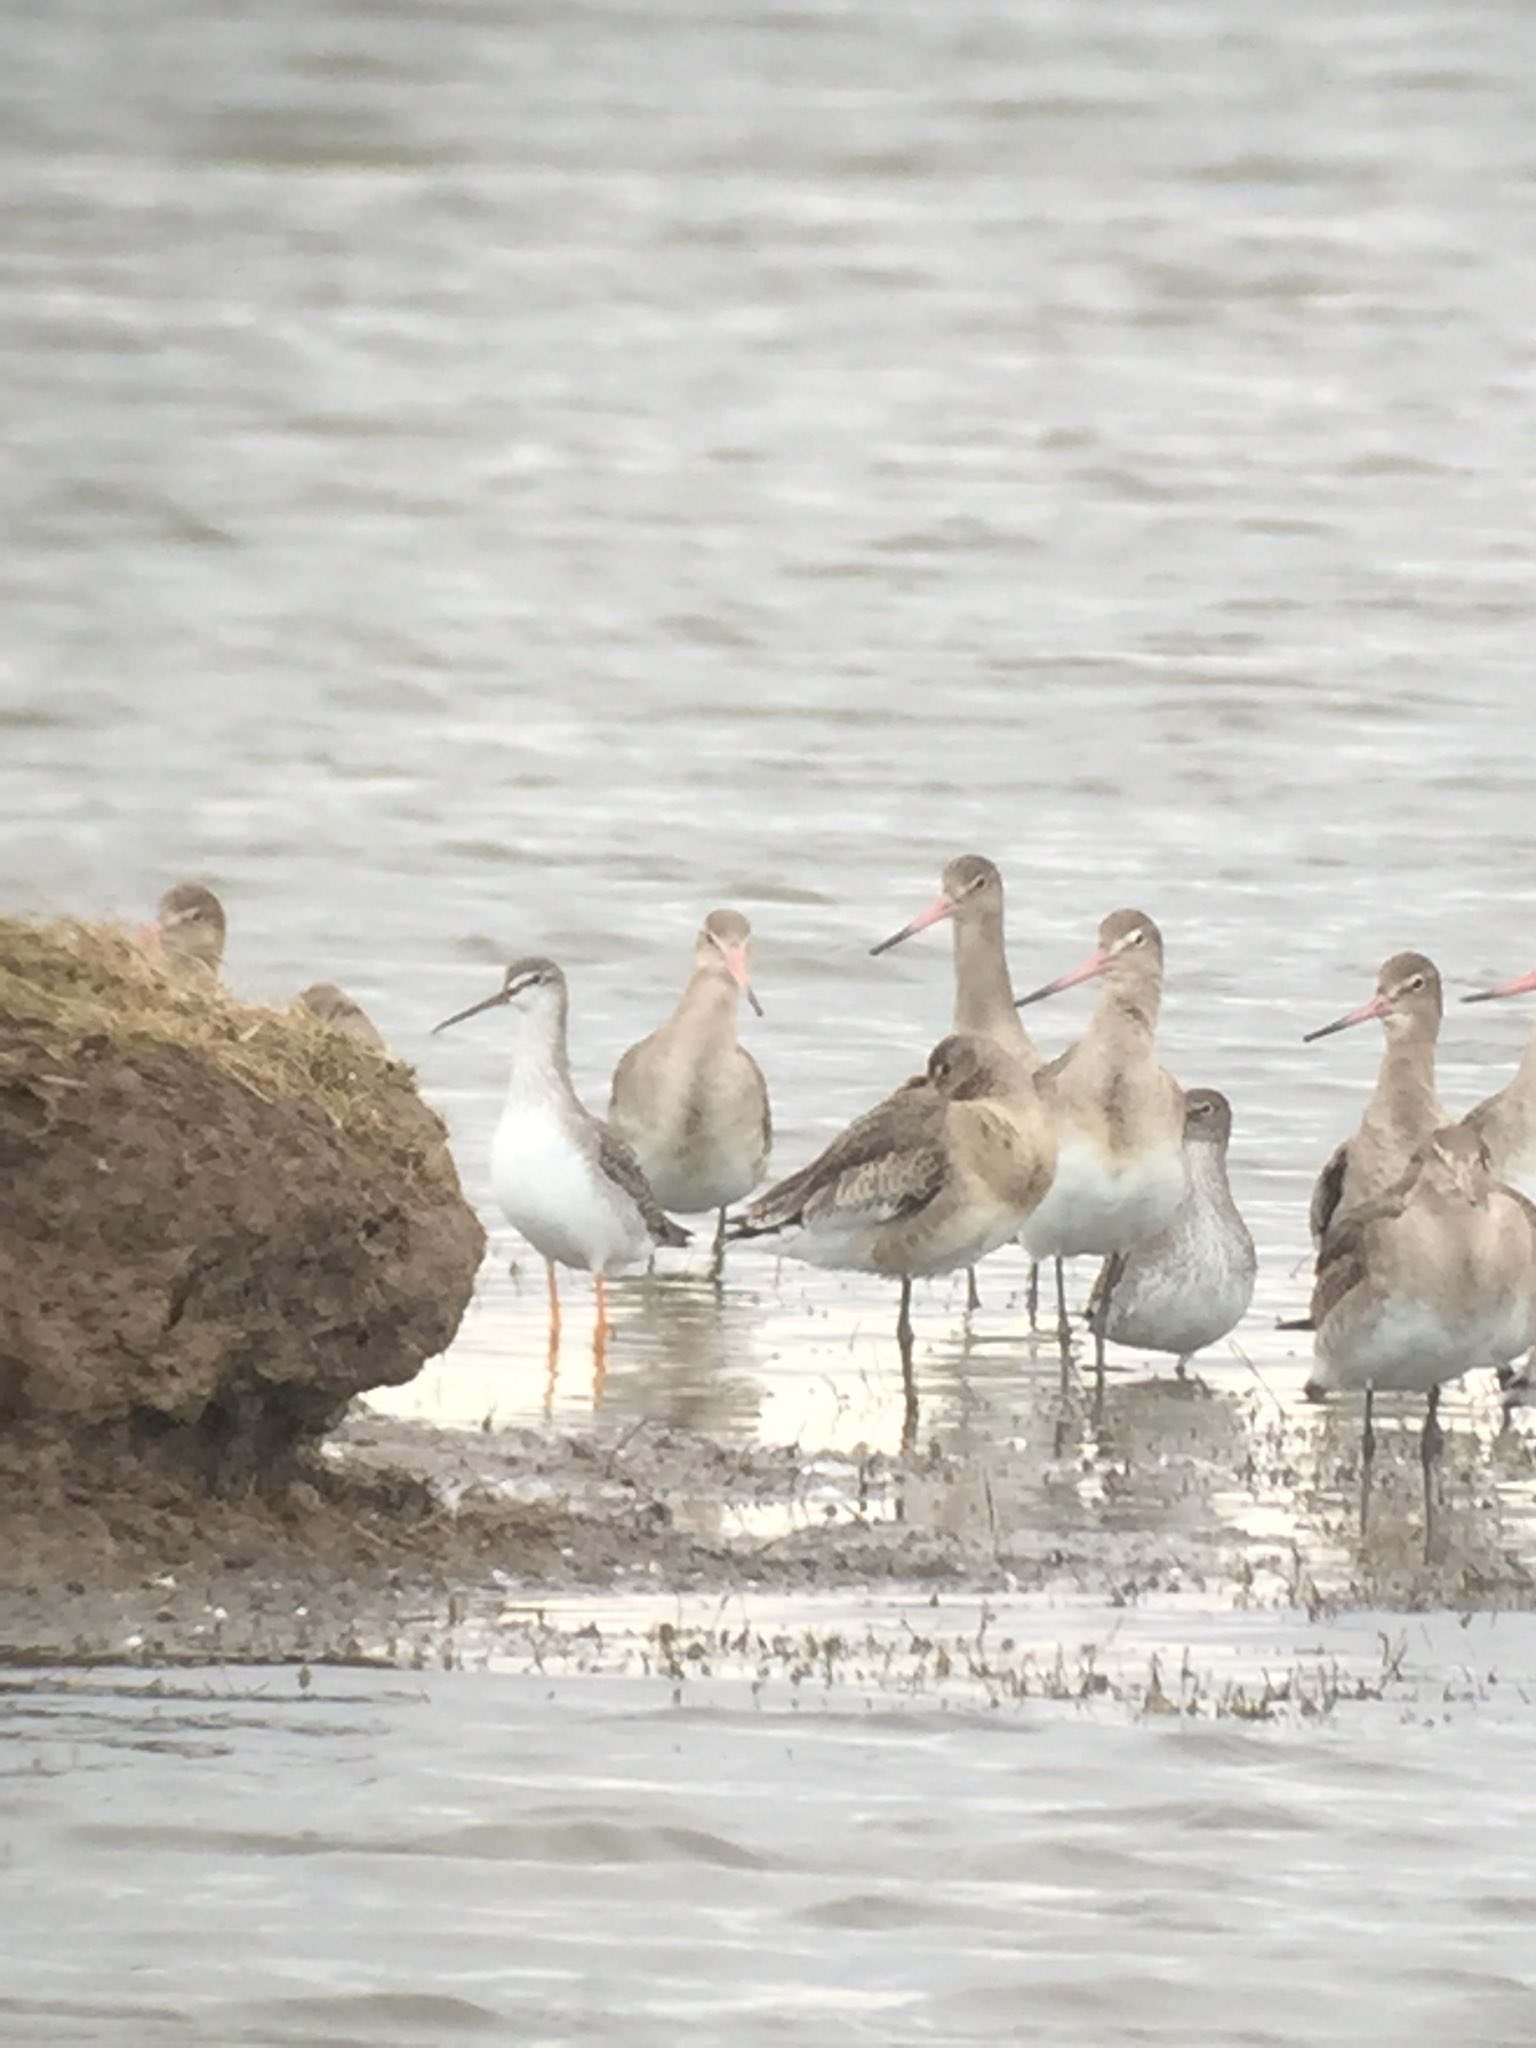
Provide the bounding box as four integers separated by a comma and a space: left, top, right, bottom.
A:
592, 1272, 610, 1409
543, 1323, 560, 1419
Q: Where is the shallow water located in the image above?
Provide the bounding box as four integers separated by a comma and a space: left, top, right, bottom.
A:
5, 0, 1536, 2035
6, 1605, 1536, 2047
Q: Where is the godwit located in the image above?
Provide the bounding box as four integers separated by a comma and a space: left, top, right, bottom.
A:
1016, 909, 1184, 1397
1460, 960, 1536, 1200
1304, 952, 1444, 1245
607, 909, 770, 1274
870, 852, 1044, 1313
296, 981, 387, 1050
138, 884, 383, 1045
730, 1032, 1055, 1440
139, 883, 226, 976
432, 957, 686, 1375
1306, 1125, 1536, 1557
1090, 1087, 1255, 1378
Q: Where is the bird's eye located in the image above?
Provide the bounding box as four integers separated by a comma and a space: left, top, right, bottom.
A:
1127, 928, 1145, 947
1405, 975, 1424, 992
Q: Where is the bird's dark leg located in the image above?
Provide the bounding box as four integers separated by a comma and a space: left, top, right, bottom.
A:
1421, 1384, 1445, 1563
965, 1265, 981, 1315
897, 1277, 918, 1453
1092, 1251, 1125, 1416
1054, 1258, 1070, 1345
710, 1206, 727, 1283
1359, 1383, 1376, 1539
1026, 1260, 1040, 1330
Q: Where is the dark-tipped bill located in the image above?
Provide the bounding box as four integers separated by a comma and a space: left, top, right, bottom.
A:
1015, 947, 1108, 1009
870, 894, 956, 958
1302, 991, 1389, 1043
1464, 966, 1536, 1006
719, 941, 764, 1018
432, 986, 510, 1034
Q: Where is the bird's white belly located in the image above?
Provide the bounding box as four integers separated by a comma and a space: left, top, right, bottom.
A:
492, 1103, 649, 1275
1023, 1139, 1185, 1259
1314, 1293, 1536, 1394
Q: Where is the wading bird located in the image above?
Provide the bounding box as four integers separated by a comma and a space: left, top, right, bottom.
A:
1016, 909, 1184, 1401
608, 910, 770, 1275
1091, 1087, 1255, 1379
1305, 1125, 1536, 1559
433, 957, 686, 1387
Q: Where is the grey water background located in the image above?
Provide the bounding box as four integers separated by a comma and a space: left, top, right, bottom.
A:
5, 0, 1536, 2039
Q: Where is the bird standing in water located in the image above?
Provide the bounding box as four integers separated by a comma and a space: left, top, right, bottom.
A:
433, 956, 686, 1390
1090, 1087, 1254, 1378
607, 909, 770, 1275
1017, 909, 1185, 1402
869, 853, 1045, 1314
1306, 1125, 1536, 1558
731, 1031, 1055, 1446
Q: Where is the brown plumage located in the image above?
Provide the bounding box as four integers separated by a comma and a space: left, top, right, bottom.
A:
1016, 908, 1185, 1390
607, 909, 770, 1269
1304, 951, 1444, 1247
1305, 1124, 1536, 1555
870, 854, 1041, 1070
296, 981, 386, 1050
143, 882, 227, 977
732, 1032, 1053, 1282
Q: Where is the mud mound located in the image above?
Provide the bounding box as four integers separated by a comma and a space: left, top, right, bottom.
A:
0, 916, 484, 1488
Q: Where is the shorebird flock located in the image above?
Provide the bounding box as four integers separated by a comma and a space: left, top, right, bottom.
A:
141, 863, 1536, 1557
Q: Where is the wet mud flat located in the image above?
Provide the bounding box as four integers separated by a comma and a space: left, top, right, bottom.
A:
4, 1369, 1535, 1689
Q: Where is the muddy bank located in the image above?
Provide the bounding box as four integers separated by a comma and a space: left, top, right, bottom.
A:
0, 916, 484, 1486
3, 1386, 1533, 1667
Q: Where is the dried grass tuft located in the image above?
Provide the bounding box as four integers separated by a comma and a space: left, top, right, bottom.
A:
0, 915, 408, 1133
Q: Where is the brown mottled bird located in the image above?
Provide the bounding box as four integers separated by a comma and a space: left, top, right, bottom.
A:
870, 852, 1044, 1315
730, 1033, 1055, 1401
1305, 1124, 1536, 1556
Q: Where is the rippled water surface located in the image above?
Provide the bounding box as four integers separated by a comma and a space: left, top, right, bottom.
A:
5, 0, 1536, 2035
6, 1612, 1536, 2047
